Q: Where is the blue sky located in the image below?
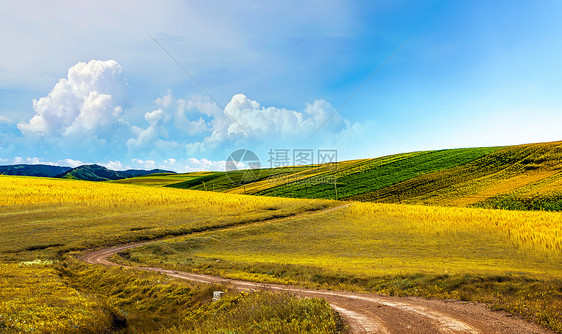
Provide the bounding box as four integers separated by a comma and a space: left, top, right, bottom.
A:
1, 1, 562, 172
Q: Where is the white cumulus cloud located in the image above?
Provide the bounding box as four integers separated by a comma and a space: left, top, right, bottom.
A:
184, 93, 350, 152
222, 94, 346, 138
154, 90, 173, 108
124, 92, 357, 158
18, 60, 127, 139
129, 157, 228, 172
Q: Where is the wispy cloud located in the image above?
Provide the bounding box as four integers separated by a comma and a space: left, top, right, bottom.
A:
7, 157, 83, 167
0, 115, 12, 124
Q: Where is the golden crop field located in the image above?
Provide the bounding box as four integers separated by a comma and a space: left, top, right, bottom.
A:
125, 201, 562, 279
0, 176, 339, 333
120, 200, 562, 332
0, 262, 116, 333
0, 175, 332, 261
348, 202, 562, 256
1, 175, 561, 332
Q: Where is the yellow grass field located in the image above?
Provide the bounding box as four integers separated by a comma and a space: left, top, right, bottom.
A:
118, 199, 562, 332
0, 262, 116, 333
0, 176, 339, 333
1, 175, 561, 332
0, 175, 332, 261
126, 201, 562, 280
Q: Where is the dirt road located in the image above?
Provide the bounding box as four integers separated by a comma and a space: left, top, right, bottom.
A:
81, 241, 553, 334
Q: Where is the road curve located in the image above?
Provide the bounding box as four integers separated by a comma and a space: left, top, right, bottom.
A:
81, 242, 553, 334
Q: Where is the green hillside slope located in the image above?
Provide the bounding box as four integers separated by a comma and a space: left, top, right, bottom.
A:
124, 140, 562, 211
257, 147, 500, 199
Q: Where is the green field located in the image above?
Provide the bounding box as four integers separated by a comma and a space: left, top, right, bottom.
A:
257, 147, 500, 200
119, 141, 562, 211
162, 166, 312, 192
112, 172, 212, 187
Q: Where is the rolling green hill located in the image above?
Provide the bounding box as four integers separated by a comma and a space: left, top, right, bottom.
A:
122, 140, 562, 211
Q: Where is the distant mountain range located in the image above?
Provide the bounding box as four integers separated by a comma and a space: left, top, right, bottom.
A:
0, 164, 72, 177
0, 164, 175, 181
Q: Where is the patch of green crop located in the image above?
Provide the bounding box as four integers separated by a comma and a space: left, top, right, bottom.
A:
259, 147, 501, 200
474, 192, 562, 211
166, 167, 310, 192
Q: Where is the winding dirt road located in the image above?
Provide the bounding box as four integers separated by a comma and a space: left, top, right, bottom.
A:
81, 241, 553, 334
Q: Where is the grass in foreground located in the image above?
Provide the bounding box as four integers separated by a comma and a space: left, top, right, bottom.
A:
181, 291, 342, 334
118, 202, 562, 332
1, 259, 342, 333
0, 261, 118, 333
